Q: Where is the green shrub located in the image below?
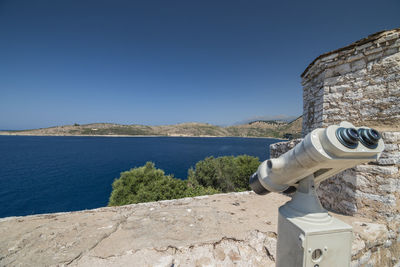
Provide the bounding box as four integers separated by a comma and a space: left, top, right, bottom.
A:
188, 155, 260, 192
108, 155, 260, 207
108, 162, 219, 206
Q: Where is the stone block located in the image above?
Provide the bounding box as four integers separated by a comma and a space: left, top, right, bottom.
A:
325, 93, 342, 101
352, 234, 366, 256
353, 80, 369, 88
356, 42, 373, 51
269, 139, 302, 158
324, 75, 343, 86
382, 106, 400, 115
343, 91, 363, 100
364, 47, 383, 56
324, 108, 341, 115
322, 53, 339, 62
378, 158, 400, 165
325, 68, 335, 78
340, 200, 358, 214
354, 165, 399, 176
394, 38, 400, 48
347, 53, 364, 63
360, 107, 380, 117
367, 52, 383, 62
385, 144, 400, 152
383, 32, 399, 42
355, 190, 396, 206
334, 63, 351, 75
329, 85, 348, 93
351, 250, 371, 267
377, 151, 400, 165
343, 172, 370, 188
382, 132, 400, 143
378, 178, 400, 193
351, 59, 366, 71
353, 222, 389, 248
384, 47, 399, 57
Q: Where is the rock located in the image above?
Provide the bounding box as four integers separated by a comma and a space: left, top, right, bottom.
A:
352, 234, 366, 256
351, 250, 371, 267
352, 222, 389, 248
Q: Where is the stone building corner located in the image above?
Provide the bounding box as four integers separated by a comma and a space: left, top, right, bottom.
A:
270, 27, 400, 266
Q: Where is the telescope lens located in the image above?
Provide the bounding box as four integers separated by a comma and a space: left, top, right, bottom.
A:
358, 128, 381, 148
249, 173, 270, 195
336, 127, 359, 148
348, 128, 359, 140
267, 160, 273, 169
370, 129, 380, 140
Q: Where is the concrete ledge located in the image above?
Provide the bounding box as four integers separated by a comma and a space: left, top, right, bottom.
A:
0, 192, 397, 266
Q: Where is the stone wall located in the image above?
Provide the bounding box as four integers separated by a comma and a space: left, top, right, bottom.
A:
270, 28, 400, 266
318, 132, 400, 220
301, 28, 400, 135
300, 28, 400, 219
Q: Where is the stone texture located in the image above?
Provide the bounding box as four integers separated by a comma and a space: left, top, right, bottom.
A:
300, 28, 400, 221
0, 192, 287, 267
281, 27, 400, 267
269, 139, 302, 159
302, 28, 400, 134
1, 192, 398, 267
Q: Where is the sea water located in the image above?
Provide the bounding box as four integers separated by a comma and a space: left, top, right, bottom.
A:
0, 135, 281, 218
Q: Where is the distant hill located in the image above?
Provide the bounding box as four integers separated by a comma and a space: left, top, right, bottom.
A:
233, 115, 298, 126
0, 116, 302, 139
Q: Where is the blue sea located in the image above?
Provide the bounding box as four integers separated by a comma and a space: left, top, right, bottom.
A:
0, 136, 281, 218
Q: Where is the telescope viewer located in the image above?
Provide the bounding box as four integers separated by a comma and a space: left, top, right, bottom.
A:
249, 121, 384, 267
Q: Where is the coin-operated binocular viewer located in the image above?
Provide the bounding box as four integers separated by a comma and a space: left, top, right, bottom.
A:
250, 122, 384, 267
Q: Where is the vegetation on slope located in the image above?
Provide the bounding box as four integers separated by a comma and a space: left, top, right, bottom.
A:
108, 155, 260, 206
1, 116, 302, 139
187, 155, 260, 192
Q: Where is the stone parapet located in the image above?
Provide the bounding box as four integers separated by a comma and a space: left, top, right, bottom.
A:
1, 192, 398, 267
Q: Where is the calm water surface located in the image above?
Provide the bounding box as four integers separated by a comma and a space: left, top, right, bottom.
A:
0, 136, 281, 218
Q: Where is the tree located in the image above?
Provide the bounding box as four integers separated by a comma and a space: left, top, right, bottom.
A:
188, 155, 260, 192
108, 162, 219, 206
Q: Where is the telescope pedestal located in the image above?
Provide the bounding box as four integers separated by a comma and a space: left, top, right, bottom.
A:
276, 176, 352, 267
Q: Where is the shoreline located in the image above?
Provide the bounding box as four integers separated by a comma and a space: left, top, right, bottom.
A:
0, 132, 288, 140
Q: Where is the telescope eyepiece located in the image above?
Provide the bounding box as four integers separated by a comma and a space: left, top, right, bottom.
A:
336, 127, 359, 148
358, 128, 381, 148
267, 160, 273, 169
249, 173, 270, 195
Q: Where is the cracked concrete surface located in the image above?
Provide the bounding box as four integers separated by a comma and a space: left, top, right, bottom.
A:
0, 191, 391, 266
1, 192, 286, 266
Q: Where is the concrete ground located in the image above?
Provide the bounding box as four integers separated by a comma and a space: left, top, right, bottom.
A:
0, 192, 390, 266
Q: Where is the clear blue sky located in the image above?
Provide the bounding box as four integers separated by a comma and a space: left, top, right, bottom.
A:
1, 0, 399, 129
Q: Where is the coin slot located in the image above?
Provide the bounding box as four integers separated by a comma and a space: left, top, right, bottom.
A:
311, 248, 323, 262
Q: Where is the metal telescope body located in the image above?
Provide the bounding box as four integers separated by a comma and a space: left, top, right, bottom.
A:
249, 121, 384, 267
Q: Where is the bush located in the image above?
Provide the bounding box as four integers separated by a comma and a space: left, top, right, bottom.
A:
108, 162, 219, 206
188, 155, 260, 192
